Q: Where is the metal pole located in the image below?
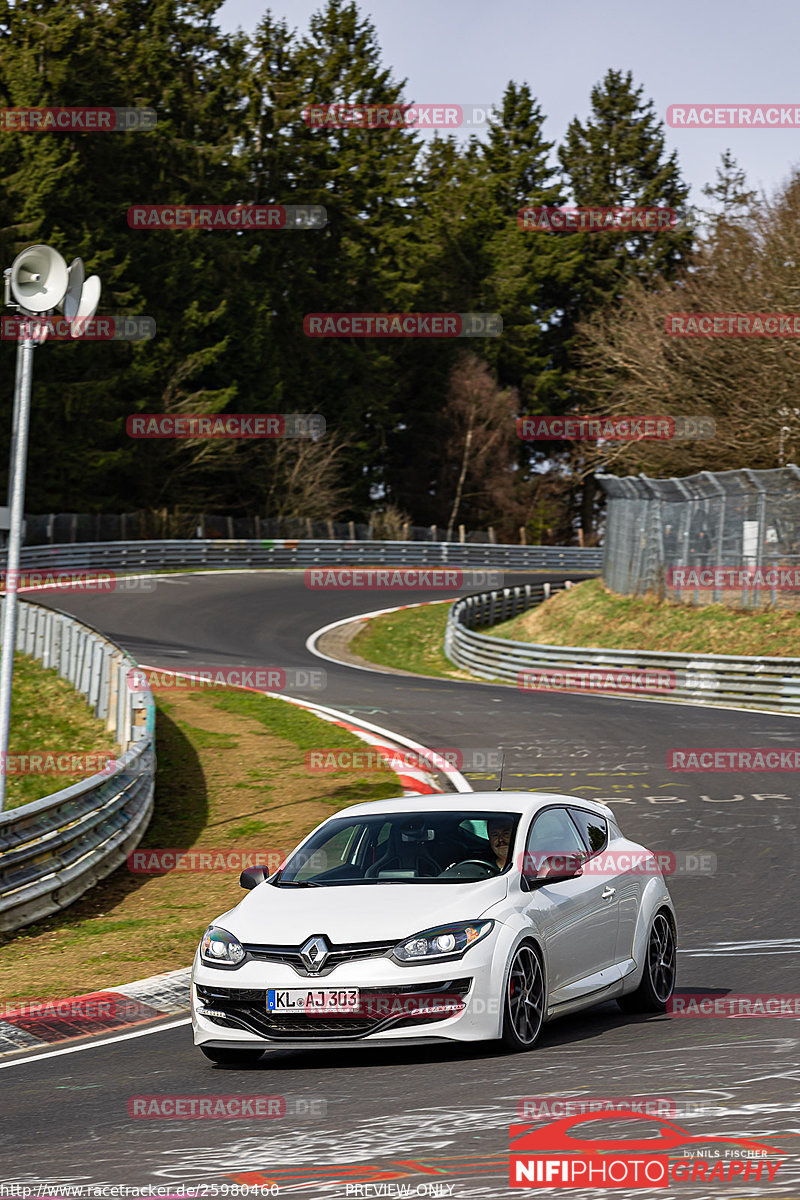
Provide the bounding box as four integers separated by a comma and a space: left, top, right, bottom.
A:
7, 342, 23, 509
0, 336, 35, 810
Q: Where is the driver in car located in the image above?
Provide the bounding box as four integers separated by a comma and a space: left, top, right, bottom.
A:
486, 817, 513, 871
441, 816, 514, 876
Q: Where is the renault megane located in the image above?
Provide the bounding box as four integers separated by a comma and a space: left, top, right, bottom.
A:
191, 792, 677, 1064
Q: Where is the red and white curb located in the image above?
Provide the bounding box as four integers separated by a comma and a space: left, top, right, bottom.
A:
135, 665, 471, 796
305, 597, 451, 675
0, 672, 471, 1054
0, 966, 191, 1055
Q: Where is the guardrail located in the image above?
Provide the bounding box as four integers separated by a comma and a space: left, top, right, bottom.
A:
0, 600, 155, 932
11, 539, 603, 574
445, 582, 800, 713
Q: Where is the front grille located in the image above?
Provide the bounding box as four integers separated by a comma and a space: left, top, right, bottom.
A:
196, 979, 471, 1040
242, 939, 395, 976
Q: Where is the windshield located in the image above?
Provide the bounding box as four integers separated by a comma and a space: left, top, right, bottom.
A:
274, 811, 521, 886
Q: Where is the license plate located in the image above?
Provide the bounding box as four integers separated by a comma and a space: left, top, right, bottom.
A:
266, 988, 360, 1014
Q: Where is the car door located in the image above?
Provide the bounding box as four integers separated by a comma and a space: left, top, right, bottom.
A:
568, 805, 636, 972
522, 806, 619, 1000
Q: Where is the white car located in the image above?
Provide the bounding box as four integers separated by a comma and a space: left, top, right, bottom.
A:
191, 792, 677, 1064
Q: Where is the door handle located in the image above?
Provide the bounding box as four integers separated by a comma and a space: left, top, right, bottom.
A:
602, 886, 616, 900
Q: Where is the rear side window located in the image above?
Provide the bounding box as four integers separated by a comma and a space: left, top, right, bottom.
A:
569, 808, 608, 855
526, 808, 587, 858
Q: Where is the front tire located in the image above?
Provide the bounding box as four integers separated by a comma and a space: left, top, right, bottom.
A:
200, 1046, 264, 1066
500, 943, 545, 1051
618, 910, 676, 1013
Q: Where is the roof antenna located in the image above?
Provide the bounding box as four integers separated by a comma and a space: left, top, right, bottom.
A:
497, 753, 505, 791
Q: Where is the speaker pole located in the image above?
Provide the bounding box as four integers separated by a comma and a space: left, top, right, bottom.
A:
0, 333, 34, 810
6, 334, 22, 511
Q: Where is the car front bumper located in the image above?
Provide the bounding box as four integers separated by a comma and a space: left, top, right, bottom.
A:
191, 935, 507, 1048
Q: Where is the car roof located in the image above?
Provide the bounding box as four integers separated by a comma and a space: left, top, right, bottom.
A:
331, 790, 614, 821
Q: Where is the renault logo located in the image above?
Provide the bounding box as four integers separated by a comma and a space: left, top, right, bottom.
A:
300, 935, 330, 974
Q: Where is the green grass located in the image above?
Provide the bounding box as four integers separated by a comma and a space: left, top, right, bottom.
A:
3, 653, 118, 810
0, 683, 403, 1000
349, 601, 461, 678
347, 578, 800, 681
490, 577, 800, 658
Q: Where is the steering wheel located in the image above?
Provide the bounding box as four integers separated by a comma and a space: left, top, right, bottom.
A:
440, 859, 496, 879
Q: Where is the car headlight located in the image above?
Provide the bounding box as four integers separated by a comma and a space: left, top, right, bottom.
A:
393, 920, 494, 963
200, 926, 245, 967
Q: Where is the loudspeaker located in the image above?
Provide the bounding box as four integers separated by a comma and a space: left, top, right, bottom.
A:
61, 258, 85, 322
9, 244, 68, 313
71, 275, 101, 337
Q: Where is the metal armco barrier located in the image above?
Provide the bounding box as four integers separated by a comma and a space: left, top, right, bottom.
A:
12, 538, 603, 573
0, 539, 597, 933
445, 582, 800, 713
0, 599, 155, 932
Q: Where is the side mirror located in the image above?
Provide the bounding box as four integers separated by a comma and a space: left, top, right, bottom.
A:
524, 852, 584, 885
240, 867, 268, 890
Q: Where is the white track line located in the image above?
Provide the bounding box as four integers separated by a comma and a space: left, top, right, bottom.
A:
0, 1018, 191, 1069
305, 598, 451, 672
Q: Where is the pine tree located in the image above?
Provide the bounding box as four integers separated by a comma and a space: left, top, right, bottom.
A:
556, 69, 695, 537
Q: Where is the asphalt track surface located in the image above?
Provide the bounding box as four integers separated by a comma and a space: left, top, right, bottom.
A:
2, 569, 800, 1197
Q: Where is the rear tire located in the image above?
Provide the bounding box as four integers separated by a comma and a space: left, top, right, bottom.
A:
200, 1046, 264, 1066
500, 943, 545, 1051
618, 910, 676, 1014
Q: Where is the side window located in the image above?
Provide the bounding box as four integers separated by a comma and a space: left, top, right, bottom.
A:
525, 808, 586, 859
569, 808, 608, 855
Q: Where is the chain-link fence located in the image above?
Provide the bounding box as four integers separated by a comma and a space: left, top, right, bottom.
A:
599, 466, 800, 608
19, 513, 512, 546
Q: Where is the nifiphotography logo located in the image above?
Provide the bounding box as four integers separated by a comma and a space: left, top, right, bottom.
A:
509, 1110, 782, 1188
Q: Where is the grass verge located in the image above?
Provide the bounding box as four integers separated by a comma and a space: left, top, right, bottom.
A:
0, 686, 400, 1001
490, 578, 800, 657
348, 578, 800, 681
3, 653, 117, 810
349, 602, 469, 680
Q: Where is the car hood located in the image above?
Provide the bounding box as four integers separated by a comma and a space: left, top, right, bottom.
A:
225, 875, 509, 944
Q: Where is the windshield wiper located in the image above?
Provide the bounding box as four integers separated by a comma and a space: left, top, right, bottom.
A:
272, 880, 323, 888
